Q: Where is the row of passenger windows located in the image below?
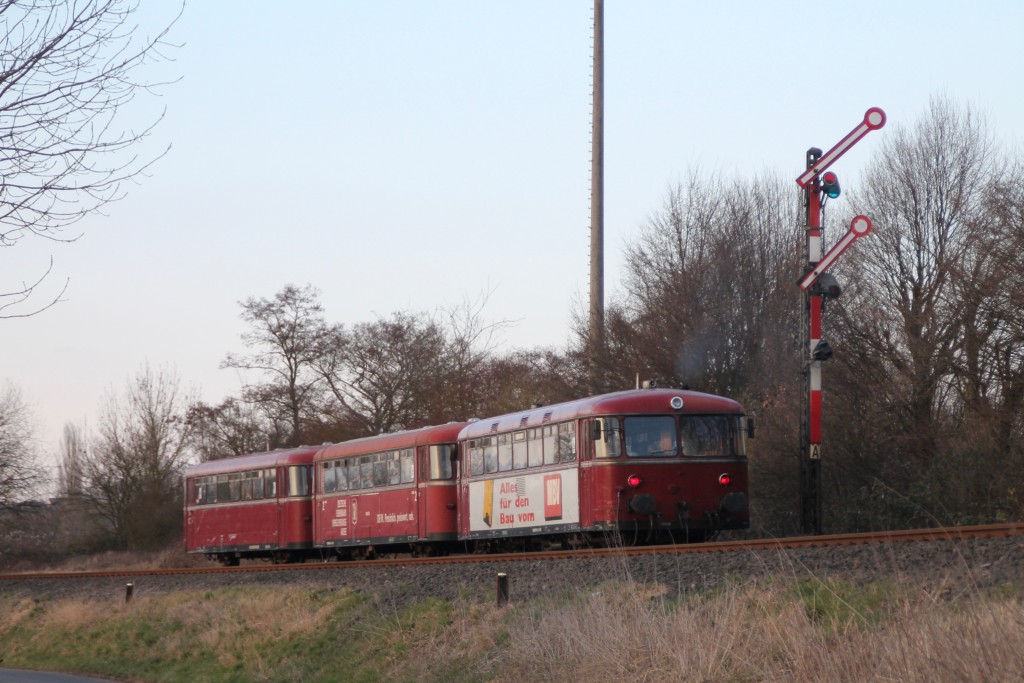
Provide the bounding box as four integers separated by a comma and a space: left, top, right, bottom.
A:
321, 449, 415, 493
192, 468, 277, 505
190, 465, 312, 506
467, 422, 576, 476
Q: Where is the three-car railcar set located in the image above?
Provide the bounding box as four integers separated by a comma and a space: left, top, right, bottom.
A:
184, 388, 751, 564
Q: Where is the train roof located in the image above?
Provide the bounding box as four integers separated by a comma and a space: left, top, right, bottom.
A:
183, 445, 320, 477
458, 388, 744, 441
313, 422, 470, 462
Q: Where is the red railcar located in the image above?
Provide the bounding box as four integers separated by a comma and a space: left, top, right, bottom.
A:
183, 446, 318, 565
312, 422, 468, 558
457, 388, 750, 548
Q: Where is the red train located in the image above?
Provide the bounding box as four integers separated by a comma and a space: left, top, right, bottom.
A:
184, 446, 317, 565
183, 388, 751, 564
313, 422, 467, 559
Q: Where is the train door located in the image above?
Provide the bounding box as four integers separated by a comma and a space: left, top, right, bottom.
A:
417, 446, 429, 538
579, 419, 594, 528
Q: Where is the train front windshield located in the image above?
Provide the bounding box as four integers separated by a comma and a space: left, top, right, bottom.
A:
622, 415, 745, 457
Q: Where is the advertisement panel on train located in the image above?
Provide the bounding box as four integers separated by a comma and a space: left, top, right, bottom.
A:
468, 469, 581, 535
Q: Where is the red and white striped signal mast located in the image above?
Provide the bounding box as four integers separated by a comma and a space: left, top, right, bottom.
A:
795, 107, 885, 535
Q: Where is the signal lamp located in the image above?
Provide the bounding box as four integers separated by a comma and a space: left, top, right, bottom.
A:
626, 474, 642, 488
821, 171, 841, 199
812, 339, 834, 362
718, 473, 732, 487
812, 273, 842, 299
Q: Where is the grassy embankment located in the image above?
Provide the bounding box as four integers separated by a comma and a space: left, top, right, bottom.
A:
1, 572, 1021, 683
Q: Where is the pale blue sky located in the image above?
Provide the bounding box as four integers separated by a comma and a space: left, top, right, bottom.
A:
4, 1, 1024, 467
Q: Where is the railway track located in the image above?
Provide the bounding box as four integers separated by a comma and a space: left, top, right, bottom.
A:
2, 522, 1020, 582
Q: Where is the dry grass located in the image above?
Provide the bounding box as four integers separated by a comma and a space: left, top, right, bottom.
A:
479, 581, 1024, 682
1, 576, 1021, 682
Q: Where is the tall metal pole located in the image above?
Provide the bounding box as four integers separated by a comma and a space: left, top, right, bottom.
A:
795, 108, 886, 536
588, 0, 605, 392
801, 148, 824, 536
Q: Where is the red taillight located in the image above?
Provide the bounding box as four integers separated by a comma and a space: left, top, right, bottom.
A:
627, 474, 642, 488
719, 473, 732, 487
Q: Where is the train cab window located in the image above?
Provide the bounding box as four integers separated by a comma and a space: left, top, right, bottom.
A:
497, 434, 513, 472
287, 465, 312, 497
527, 428, 544, 468
592, 417, 622, 458
512, 431, 528, 469
625, 416, 677, 457
429, 444, 455, 480
681, 416, 738, 457
401, 449, 414, 483
557, 422, 576, 462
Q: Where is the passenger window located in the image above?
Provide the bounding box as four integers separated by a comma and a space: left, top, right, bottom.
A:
216, 474, 230, 502
387, 452, 401, 485
498, 434, 513, 471
469, 440, 483, 476
360, 457, 374, 489
335, 460, 348, 491
373, 455, 388, 487
483, 437, 497, 473
229, 473, 242, 501
251, 471, 264, 500
527, 428, 544, 468
323, 462, 337, 494
543, 426, 558, 465
512, 431, 528, 469
558, 423, 576, 462
401, 449, 414, 484
265, 469, 277, 498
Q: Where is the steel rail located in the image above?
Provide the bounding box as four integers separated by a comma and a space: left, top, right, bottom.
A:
1, 522, 1020, 582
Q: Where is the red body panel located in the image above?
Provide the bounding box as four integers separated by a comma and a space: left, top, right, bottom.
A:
457, 389, 749, 540
312, 423, 467, 548
183, 446, 318, 555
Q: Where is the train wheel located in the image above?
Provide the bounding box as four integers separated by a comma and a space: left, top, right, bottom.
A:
218, 554, 240, 567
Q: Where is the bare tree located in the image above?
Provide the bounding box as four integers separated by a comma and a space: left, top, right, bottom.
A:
603, 171, 800, 400
0, 0, 180, 315
82, 365, 191, 549
315, 311, 448, 435
56, 421, 86, 497
222, 284, 328, 446
185, 397, 276, 462
826, 96, 1024, 527
0, 382, 38, 508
